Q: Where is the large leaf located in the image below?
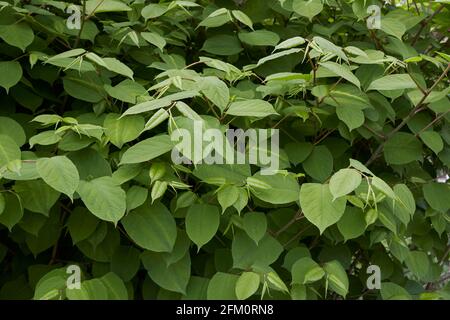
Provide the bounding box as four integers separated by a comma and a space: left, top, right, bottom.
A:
77, 177, 126, 224
226, 99, 278, 118
36, 156, 80, 199
0, 62, 22, 93
121, 201, 177, 252
299, 183, 347, 233
319, 61, 360, 88
104, 113, 144, 148
367, 74, 417, 91
247, 172, 300, 204
384, 132, 422, 165
119, 135, 173, 165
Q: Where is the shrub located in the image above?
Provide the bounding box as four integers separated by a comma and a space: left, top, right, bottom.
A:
0, 0, 448, 300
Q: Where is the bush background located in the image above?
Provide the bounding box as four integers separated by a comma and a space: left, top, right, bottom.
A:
0, 0, 449, 300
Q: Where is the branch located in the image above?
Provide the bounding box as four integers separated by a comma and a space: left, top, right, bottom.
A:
365, 63, 450, 167
415, 110, 450, 137
411, 4, 445, 46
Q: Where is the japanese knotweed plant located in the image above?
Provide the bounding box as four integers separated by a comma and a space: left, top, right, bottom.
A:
0, 0, 449, 300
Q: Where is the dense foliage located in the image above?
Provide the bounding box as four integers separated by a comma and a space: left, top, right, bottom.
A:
0, 0, 449, 300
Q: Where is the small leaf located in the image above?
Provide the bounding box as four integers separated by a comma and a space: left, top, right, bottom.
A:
329, 168, 362, 199
235, 272, 260, 300
77, 177, 126, 224
217, 185, 239, 213
36, 156, 80, 199
186, 204, 220, 250
292, 257, 325, 284
323, 260, 349, 297
367, 74, 417, 91
119, 135, 173, 165
226, 99, 277, 118
0, 61, 22, 93
122, 201, 177, 252
242, 212, 267, 245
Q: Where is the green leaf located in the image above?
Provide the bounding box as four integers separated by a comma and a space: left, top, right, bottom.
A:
367, 74, 417, 91
235, 272, 260, 300
247, 172, 300, 204
0, 134, 21, 168
111, 246, 141, 282
141, 3, 168, 20
99, 272, 128, 300
0, 193, 23, 231
302, 145, 333, 182
29, 131, 61, 148
141, 32, 166, 51
141, 251, 190, 294
198, 8, 230, 28
274, 37, 305, 51
14, 180, 60, 216
323, 260, 349, 297
104, 113, 144, 148
231, 10, 253, 29
67, 207, 99, 244
381, 18, 406, 40
126, 186, 148, 212
336, 104, 365, 131
226, 99, 277, 117
33, 268, 68, 300
102, 58, 134, 79
232, 232, 283, 269
319, 61, 360, 88
218, 185, 239, 213
285, 142, 313, 165
202, 35, 243, 56
242, 212, 267, 245
423, 182, 450, 213
371, 176, 397, 201
77, 177, 126, 224
299, 183, 347, 233
384, 132, 423, 165
151, 180, 167, 203
257, 48, 302, 66
337, 207, 366, 241
405, 251, 430, 281
329, 168, 362, 199
419, 131, 443, 154
292, 257, 325, 284
186, 204, 220, 250
380, 282, 411, 300
86, 0, 132, 14
0, 23, 34, 51
119, 135, 173, 165
199, 77, 230, 112
207, 272, 239, 300
121, 201, 177, 252
121, 91, 199, 117
66, 279, 108, 300
0, 194, 4, 216
0, 61, 22, 93
292, 0, 324, 21
36, 156, 80, 199
143, 108, 170, 132
0, 117, 26, 147
238, 30, 280, 46
104, 79, 148, 104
